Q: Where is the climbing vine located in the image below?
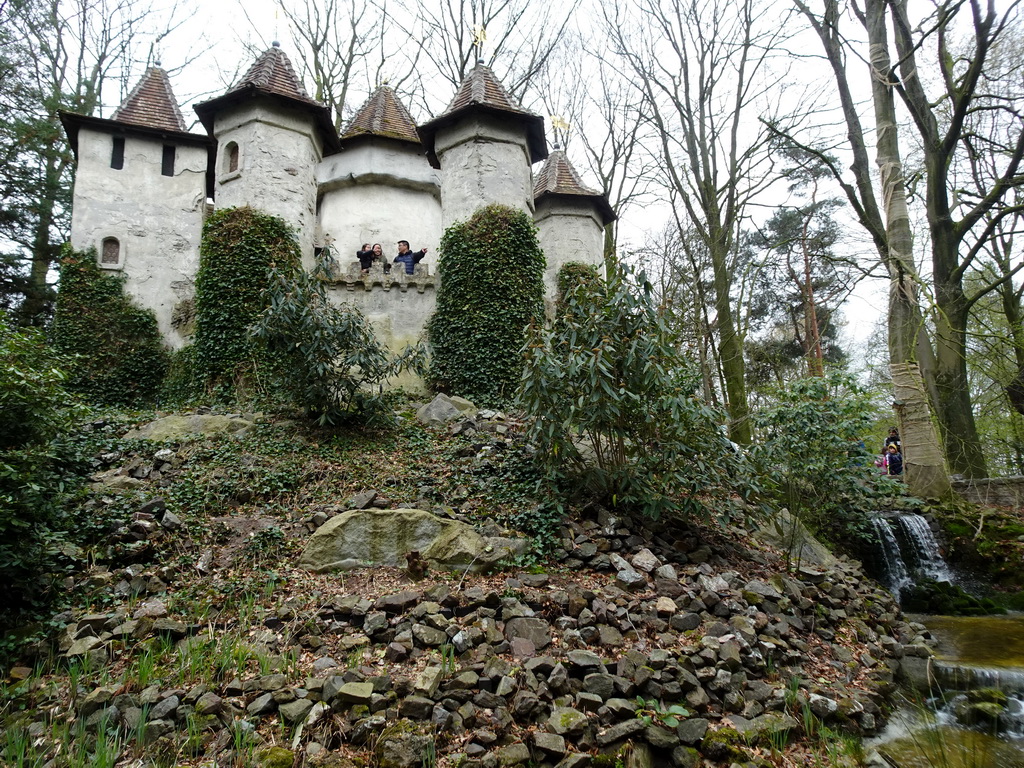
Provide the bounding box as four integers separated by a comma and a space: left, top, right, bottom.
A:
50, 247, 167, 405
427, 204, 545, 406
192, 206, 300, 394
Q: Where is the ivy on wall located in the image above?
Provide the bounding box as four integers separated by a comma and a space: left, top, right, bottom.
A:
556, 262, 602, 319
192, 206, 301, 392
50, 247, 167, 405
427, 205, 545, 406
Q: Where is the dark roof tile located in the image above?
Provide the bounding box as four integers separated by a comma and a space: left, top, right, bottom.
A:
112, 67, 187, 132
228, 44, 318, 105
534, 149, 616, 224
341, 86, 419, 144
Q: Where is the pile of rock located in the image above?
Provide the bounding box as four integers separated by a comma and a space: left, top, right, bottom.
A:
20, 525, 940, 768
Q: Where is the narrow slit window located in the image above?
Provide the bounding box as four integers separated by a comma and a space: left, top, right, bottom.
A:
111, 137, 125, 169
161, 145, 175, 177
101, 237, 120, 265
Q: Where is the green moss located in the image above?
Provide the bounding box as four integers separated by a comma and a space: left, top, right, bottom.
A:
700, 727, 748, 762
258, 746, 295, 768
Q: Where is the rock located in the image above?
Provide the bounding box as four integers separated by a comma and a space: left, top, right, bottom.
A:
279, 698, 314, 724
548, 707, 589, 737
751, 509, 838, 567
417, 394, 464, 425
616, 570, 648, 591
375, 720, 433, 768
160, 511, 183, 530
66, 636, 103, 658
247, 693, 277, 716
496, 742, 531, 766
631, 548, 661, 573
412, 624, 447, 647
414, 666, 445, 697
533, 732, 566, 756
195, 692, 223, 715
124, 414, 255, 441
336, 682, 374, 705
80, 685, 119, 717
133, 599, 168, 619
504, 617, 551, 650
150, 695, 180, 721
676, 718, 708, 745
596, 718, 647, 746
299, 508, 506, 573
399, 696, 435, 720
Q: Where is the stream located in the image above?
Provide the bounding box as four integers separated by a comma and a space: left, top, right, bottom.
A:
863, 513, 1024, 767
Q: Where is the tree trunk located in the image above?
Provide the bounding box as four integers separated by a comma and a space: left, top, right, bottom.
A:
891, 362, 953, 499
865, 0, 949, 497
710, 235, 751, 444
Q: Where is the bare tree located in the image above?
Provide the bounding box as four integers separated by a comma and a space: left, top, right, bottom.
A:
605, 0, 813, 444
793, 0, 1024, 480
385, 0, 579, 116
277, 0, 380, 130
2, 0, 185, 323
538, 33, 659, 268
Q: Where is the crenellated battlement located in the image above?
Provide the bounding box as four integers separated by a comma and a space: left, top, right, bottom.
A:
323, 261, 437, 293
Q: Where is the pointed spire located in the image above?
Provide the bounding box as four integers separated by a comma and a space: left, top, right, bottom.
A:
534, 148, 616, 225
194, 45, 340, 155
439, 61, 533, 119
341, 86, 420, 145
418, 61, 547, 169
228, 45, 316, 104
112, 67, 187, 133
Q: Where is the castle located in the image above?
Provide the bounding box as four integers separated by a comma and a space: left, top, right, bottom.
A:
59, 44, 614, 379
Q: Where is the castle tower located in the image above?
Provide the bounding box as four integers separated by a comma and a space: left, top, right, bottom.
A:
417, 62, 547, 229
60, 66, 213, 348
533, 146, 616, 312
318, 85, 440, 271
193, 43, 340, 262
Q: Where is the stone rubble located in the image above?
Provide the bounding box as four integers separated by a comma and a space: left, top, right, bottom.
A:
8, 504, 940, 768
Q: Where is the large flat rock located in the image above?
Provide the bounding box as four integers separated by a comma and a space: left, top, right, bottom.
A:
298, 508, 524, 573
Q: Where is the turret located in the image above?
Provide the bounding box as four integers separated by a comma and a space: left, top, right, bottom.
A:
533, 146, 616, 312
318, 85, 440, 274
194, 43, 340, 262
418, 62, 547, 228
60, 66, 213, 348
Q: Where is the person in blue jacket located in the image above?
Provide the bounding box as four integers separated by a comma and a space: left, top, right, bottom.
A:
394, 240, 428, 274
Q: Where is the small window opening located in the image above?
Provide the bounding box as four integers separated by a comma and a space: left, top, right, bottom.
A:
225, 142, 239, 173
101, 237, 120, 265
111, 137, 125, 169
161, 145, 175, 177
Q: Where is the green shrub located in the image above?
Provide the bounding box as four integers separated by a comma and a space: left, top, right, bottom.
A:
193, 207, 300, 392
428, 204, 545, 406
518, 264, 758, 522
751, 371, 880, 545
555, 261, 601, 317
0, 314, 82, 616
50, 248, 167, 405
249, 250, 424, 425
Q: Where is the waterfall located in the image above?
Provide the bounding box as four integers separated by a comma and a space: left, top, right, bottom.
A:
896, 513, 954, 583
872, 516, 911, 593
934, 662, 1024, 694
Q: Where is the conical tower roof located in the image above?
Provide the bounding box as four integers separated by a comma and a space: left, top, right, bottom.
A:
534, 148, 615, 225
341, 85, 420, 144
227, 44, 317, 103
417, 61, 546, 169
194, 43, 340, 155
112, 66, 188, 132
59, 65, 211, 162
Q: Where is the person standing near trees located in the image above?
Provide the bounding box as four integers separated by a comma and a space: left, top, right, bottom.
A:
885, 444, 903, 476
394, 240, 428, 275
884, 428, 901, 455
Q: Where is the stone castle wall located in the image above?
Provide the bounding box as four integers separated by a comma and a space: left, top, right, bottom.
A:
69, 131, 208, 349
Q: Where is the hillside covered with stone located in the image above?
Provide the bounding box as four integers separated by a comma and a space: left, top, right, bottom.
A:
0, 405, 947, 768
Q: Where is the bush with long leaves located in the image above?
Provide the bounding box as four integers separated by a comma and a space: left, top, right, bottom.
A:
518, 264, 759, 523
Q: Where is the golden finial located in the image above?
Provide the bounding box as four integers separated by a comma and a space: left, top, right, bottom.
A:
473, 26, 487, 56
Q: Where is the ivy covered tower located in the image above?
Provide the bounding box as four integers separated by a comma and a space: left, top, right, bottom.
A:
60, 66, 213, 348
417, 61, 547, 228
194, 43, 340, 262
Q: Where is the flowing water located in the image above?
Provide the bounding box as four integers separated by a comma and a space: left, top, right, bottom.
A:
866, 616, 1024, 766
863, 517, 1024, 766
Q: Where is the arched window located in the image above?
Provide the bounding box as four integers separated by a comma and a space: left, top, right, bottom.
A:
101, 237, 120, 266
224, 142, 239, 174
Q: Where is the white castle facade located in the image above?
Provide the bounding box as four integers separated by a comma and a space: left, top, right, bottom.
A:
60, 45, 614, 384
